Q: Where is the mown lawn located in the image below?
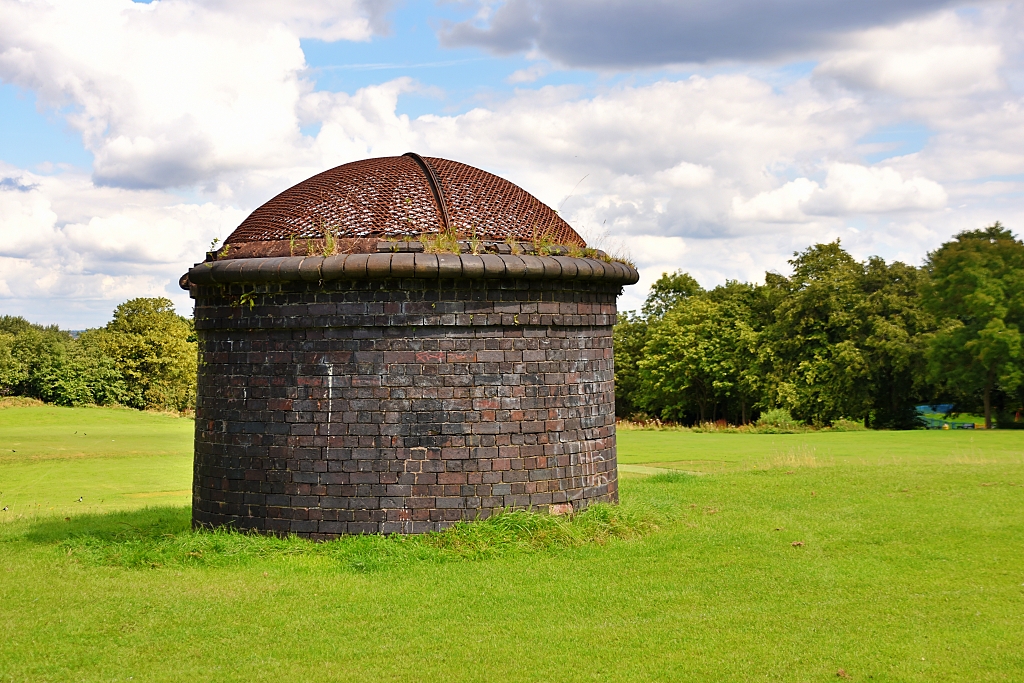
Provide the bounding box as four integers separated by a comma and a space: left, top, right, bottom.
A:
616, 428, 1024, 472
0, 405, 193, 517
1, 407, 1023, 682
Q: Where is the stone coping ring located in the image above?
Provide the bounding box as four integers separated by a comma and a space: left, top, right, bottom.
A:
182, 253, 640, 289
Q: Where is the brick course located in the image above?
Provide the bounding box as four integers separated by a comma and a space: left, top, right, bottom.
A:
187, 255, 633, 538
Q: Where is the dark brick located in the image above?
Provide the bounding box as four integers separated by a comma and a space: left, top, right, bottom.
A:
191, 273, 620, 537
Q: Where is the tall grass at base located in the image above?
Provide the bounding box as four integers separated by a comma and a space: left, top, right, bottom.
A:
616, 418, 689, 431
618, 409, 868, 434
50, 502, 664, 573
0, 396, 44, 409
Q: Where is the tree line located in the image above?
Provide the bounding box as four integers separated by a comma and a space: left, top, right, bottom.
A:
615, 223, 1024, 429
0, 298, 197, 412
2, 225, 1021, 426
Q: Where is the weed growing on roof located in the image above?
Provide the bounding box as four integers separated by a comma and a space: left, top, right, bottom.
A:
609, 251, 636, 268
420, 230, 460, 255
320, 223, 337, 256
466, 226, 483, 254
531, 229, 555, 256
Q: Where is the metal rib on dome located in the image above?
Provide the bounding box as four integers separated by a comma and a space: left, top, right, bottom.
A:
224, 154, 585, 247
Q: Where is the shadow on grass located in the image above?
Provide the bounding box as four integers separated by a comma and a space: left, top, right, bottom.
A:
18, 501, 666, 573
25, 505, 191, 545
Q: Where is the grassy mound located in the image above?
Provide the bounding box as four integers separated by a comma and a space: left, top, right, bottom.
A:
48, 502, 664, 572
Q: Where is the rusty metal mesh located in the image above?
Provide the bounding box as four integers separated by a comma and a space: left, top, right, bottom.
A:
424, 157, 583, 246
225, 155, 585, 246
226, 156, 441, 243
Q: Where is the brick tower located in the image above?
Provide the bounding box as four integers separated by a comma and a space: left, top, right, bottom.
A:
180, 154, 638, 537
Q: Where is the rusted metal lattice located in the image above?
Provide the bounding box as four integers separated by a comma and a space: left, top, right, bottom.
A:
424, 156, 582, 246
225, 154, 585, 246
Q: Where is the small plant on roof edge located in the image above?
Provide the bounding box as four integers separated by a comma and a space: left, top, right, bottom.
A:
505, 235, 522, 255
420, 229, 460, 255
530, 225, 555, 256
467, 225, 482, 255
320, 221, 337, 256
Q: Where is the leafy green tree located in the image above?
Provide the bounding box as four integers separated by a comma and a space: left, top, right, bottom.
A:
706, 281, 764, 424
612, 311, 648, 418
922, 223, 1024, 428
638, 296, 737, 422
7, 323, 78, 402
0, 318, 125, 406
34, 343, 95, 406
614, 270, 705, 419
0, 331, 27, 394
75, 332, 127, 406
90, 298, 197, 412
641, 270, 704, 318
761, 242, 870, 425
858, 258, 933, 428
633, 285, 764, 425
0, 315, 35, 337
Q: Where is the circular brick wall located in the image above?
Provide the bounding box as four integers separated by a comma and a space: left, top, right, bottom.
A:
183, 253, 638, 538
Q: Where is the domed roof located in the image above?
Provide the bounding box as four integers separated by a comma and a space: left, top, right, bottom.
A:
225, 153, 585, 247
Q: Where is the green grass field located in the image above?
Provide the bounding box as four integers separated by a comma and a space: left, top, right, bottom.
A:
617, 428, 1024, 472
2, 406, 1023, 682
0, 405, 193, 518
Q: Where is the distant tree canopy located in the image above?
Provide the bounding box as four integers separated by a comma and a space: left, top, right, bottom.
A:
0, 298, 196, 412
6, 227, 1023, 427
921, 223, 1024, 427
616, 225, 1024, 429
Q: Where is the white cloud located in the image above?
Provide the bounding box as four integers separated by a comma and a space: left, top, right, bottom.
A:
507, 62, 549, 84
732, 178, 818, 223
732, 164, 947, 222
0, 0, 381, 189
204, 0, 390, 42
815, 11, 1003, 97
805, 164, 947, 214
654, 162, 715, 189
398, 75, 860, 229
0, 175, 59, 258
0, 164, 244, 325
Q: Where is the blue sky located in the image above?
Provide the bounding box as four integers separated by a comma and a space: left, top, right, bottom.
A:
0, 0, 1021, 327
0, 84, 93, 169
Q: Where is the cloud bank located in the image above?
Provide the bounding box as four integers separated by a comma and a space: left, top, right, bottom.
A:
439, 0, 963, 67
0, 1, 1022, 325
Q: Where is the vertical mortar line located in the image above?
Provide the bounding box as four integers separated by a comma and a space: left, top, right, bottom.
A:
326, 359, 334, 459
